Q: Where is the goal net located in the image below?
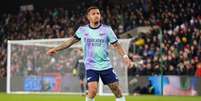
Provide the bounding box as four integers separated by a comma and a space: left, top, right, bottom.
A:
7, 38, 131, 95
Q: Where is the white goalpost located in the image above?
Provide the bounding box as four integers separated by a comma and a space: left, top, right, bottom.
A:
7, 38, 131, 95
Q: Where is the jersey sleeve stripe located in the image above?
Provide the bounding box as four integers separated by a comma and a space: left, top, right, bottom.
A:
110, 40, 118, 44
73, 34, 81, 40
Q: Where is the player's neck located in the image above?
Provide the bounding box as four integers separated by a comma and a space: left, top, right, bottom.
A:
89, 22, 101, 29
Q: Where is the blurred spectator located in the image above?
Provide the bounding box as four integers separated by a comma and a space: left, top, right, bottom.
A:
0, 68, 5, 79
195, 62, 201, 77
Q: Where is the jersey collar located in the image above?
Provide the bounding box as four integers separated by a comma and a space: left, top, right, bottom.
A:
88, 23, 102, 29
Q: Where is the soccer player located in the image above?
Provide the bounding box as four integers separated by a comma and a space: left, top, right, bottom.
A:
74, 49, 88, 95
47, 6, 132, 101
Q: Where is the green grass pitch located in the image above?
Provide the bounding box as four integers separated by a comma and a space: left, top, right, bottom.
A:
0, 93, 201, 101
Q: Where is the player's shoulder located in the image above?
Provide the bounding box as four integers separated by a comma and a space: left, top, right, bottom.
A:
100, 24, 113, 32
101, 24, 112, 28
78, 25, 88, 29
80, 24, 88, 28
76, 25, 88, 32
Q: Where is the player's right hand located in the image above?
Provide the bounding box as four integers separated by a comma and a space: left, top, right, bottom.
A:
47, 48, 57, 56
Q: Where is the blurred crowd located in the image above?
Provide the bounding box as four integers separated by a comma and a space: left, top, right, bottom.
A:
128, 0, 201, 76
0, 0, 201, 78
10, 45, 80, 76
129, 17, 201, 76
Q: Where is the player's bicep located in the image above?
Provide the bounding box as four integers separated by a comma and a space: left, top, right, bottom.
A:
73, 34, 81, 41
111, 41, 120, 48
71, 36, 80, 44
64, 36, 79, 46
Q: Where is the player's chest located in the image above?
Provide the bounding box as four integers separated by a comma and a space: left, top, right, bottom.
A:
82, 30, 108, 45
82, 30, 107, 38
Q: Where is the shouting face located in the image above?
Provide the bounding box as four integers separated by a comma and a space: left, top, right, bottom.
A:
87, 8, 101, 24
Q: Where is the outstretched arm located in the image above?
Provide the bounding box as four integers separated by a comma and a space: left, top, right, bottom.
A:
47, 37, 79, 56
112, 41, 132, 68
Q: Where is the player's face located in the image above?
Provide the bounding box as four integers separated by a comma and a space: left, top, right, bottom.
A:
87, 9, 101, 24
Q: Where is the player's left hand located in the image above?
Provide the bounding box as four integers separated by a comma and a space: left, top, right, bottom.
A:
123, 55, 133, 69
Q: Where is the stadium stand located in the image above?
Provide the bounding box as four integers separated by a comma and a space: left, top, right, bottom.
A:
0, 0, 201, 79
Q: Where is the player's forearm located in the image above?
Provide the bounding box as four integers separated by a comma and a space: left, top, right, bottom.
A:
112, 42, 127, 58
54, 37, 78, 52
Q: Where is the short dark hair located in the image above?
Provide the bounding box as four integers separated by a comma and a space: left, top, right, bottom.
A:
86, 6, 99, 14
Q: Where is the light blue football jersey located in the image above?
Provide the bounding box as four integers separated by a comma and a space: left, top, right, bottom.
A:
74, 24, 118, 71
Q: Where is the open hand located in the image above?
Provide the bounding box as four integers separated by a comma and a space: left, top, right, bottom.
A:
123, 55, 133, 69
47, 48, 57, 56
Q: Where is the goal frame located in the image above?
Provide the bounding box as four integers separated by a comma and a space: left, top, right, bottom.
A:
7, 38, 131, 96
